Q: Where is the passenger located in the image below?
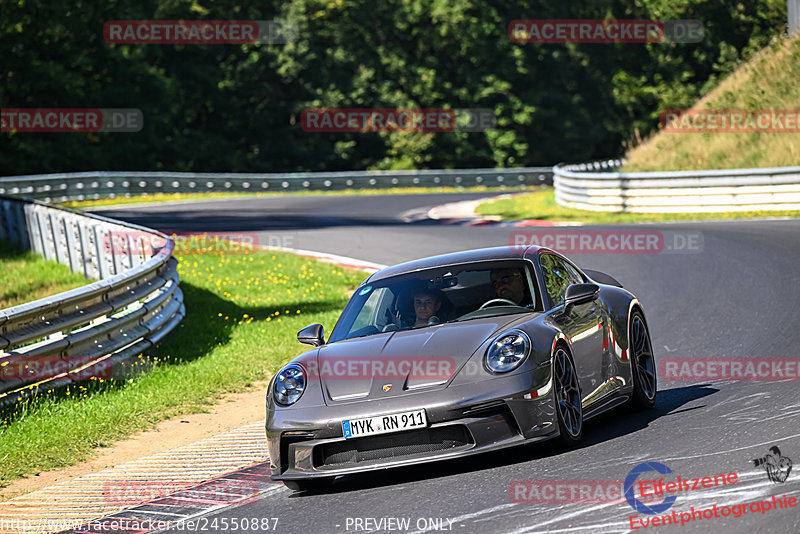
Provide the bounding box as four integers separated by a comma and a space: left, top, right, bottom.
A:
490, 268, 526, 305
413, 288, 443, 326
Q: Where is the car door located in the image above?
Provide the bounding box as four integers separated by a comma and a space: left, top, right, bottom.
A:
539, 253, 606, 407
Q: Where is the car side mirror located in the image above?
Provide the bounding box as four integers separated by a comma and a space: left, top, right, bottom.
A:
564, 283, 599, 311
297, 324, 325, 346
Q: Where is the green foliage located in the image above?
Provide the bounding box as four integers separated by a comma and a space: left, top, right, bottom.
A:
0, 249, 365, 482
0, 240, 88, 309
0, 0, 787, 174
623, 34, 800, 171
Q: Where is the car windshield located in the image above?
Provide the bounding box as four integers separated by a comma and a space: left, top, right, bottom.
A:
328, 261, 540, 343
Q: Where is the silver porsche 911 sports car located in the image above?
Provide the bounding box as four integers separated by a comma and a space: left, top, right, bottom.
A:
266, 246, 656, 491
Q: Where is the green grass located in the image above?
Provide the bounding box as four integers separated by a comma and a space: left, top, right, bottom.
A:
0, 249, 365, 485
62, 186, 535, 209
476, 187, 800, 223
0, 240, 88, 309
624, 34, 800, 171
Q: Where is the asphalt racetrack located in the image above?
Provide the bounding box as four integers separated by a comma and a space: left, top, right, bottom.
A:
94, 194, 800, 534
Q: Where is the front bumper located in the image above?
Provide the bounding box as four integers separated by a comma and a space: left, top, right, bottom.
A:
267, 367, 556, 481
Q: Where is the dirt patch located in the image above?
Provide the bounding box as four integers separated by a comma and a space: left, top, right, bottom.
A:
0, 382, 268, 502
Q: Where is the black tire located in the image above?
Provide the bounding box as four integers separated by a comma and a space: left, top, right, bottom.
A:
628, 310, 657, 410
283, 477, 334, 493
553, 345, 583, 446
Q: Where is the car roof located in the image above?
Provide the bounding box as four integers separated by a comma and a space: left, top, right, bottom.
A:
366, 245, 544, 283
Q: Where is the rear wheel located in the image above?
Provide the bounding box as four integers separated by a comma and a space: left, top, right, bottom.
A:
628, 311, 657, 409
553, 346, 583, 445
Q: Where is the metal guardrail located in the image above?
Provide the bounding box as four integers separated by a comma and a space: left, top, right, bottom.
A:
0, 167, 554, 202
4, 158, 792, 406
0, 196, 185, 407
1, 159, 792, 408
554, 160, 800, 212
0, 166, 555, 407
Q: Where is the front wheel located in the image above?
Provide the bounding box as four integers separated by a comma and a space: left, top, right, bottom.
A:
628, 311, 657, 410
553, 346, 583, 446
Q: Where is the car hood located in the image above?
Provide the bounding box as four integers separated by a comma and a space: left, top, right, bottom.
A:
316, 315, 528, 404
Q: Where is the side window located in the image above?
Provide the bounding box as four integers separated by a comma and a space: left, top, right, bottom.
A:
562, 260, 585, 284
539, 254, 583, 306
350, 288, 391, 332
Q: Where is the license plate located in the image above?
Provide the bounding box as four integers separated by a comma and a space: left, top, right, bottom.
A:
341, 409, 427, 439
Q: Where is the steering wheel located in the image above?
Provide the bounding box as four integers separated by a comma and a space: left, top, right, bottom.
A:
479, 298, 517, 310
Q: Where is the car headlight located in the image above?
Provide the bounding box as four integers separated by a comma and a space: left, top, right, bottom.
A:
484, 330, 531, 373
273, 364, 306, 405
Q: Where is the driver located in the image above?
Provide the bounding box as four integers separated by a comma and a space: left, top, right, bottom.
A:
413, 288, 443, 326
490, 268, 526, 305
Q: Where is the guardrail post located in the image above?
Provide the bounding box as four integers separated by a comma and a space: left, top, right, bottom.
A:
52, 212, 69, 266
7, 201, 23, 246
93, 225, 111, 279
42, 209, 57, 260
64, 215, 82, 273
78, 220, 97, 279
22, 203, 38, 250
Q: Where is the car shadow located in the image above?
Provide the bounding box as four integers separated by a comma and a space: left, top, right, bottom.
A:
288, 383, 719, 497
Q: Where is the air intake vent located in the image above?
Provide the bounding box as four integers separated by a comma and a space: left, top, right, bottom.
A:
316, 426, 472, 467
